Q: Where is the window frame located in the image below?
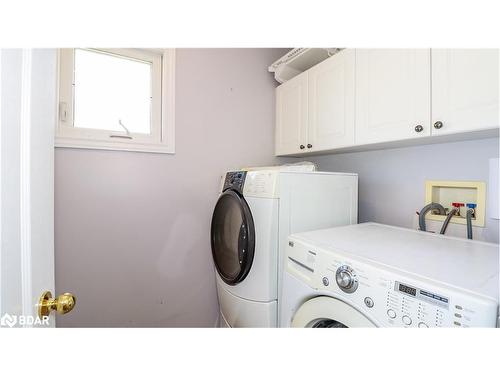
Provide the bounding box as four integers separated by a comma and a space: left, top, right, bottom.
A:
56, 48, 175, 154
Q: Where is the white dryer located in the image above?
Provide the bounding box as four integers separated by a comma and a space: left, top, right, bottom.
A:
281, 223, 499, 328
210, 168, 358, 327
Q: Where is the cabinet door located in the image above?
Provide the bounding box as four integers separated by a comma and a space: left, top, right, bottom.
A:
431, 49, 499, 135
275, 73, 308, 156
307, 49, 355, 152
355, 49, 431, 145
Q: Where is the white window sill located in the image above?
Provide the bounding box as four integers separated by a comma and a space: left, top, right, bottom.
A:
55, 137, 175, 154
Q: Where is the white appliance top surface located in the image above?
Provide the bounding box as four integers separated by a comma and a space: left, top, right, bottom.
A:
279, 170, 358, 176
244, 169, 358, 176
291, 223, 499, 299
242, 162, 317, 172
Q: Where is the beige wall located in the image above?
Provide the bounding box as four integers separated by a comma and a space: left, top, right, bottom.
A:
55, 48, 288, 327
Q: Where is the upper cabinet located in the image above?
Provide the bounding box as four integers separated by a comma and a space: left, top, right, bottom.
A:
275, 49, 499, 156
431, 49, 499, 135
307, 49, 355, 151
275, 73, 308, 156
355, 49, 431, 145
275, 49, 355, 156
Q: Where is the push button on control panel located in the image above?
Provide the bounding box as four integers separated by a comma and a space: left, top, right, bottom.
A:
364, 297, 374, 308
402, 315, 412, 326
387, 309, 397, 319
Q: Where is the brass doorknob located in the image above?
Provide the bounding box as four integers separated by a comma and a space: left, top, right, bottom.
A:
38, 291, 76, 318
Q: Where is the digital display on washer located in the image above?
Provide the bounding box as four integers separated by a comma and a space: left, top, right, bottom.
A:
398, 283, 416, 296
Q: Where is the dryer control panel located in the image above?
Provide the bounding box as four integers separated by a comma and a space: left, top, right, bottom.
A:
286, 238, 498, 328
222, 171, 247, 194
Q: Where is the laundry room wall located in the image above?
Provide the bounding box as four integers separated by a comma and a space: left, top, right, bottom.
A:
54, 48, 289, 327
304, 137, 500, 244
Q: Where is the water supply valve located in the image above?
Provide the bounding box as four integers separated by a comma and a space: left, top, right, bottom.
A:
466, 203, 477, 219
451, 202, 465, 216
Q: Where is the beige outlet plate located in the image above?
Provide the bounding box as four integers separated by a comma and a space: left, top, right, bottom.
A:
425, 180, 486, 227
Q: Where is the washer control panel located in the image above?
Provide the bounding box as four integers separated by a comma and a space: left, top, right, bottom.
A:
285, 237, 499, 328
384, 280, 455, 327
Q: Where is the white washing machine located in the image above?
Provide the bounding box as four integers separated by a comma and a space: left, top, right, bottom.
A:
281, 223, 499, 328
210, 168, 358, 327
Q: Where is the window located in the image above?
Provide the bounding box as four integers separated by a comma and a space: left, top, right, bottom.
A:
56, 48, 175, 153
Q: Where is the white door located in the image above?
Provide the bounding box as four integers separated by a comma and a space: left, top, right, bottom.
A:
275, 73, 308, 156
307, 49, 355, 152
0, 49, 59, 328
431, 49, 499, 136
355, 49, 431, 145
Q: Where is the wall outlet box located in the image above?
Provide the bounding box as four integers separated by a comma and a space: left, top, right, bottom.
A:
425, 180, 486, 227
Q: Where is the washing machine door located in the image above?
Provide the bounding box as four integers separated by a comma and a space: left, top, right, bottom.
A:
292, 296, 377, 328
211, 189, 255, 285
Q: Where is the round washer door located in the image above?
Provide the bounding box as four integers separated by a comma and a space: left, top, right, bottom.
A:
292, 296, 377, 328
210, 190, 255, 285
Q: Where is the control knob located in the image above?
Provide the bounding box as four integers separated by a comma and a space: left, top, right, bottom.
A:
335, 265, 358, 293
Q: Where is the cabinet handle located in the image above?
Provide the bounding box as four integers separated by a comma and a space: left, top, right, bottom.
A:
414, 125, 424, 133
307, 144, 312, 149
299, 145, 305, 149
433, 121, 443, 129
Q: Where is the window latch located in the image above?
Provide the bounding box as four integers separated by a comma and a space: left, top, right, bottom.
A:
110, 119, 133, 139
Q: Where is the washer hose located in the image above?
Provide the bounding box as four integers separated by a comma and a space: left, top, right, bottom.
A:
419, 203, 446, 232
439, 208, 458, 235
466, 209, 474, 240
